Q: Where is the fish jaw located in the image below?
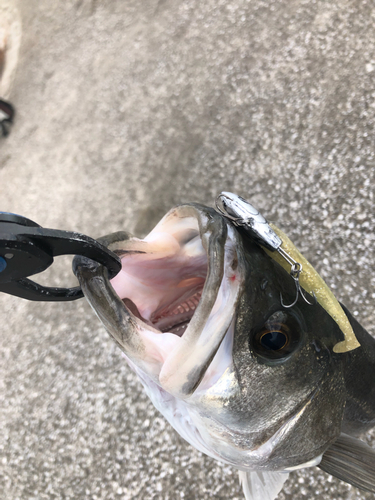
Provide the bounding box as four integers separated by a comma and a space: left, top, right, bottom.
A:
74, 204, 244, 398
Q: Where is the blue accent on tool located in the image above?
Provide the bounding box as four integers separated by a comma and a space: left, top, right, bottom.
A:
0, 257, 6, 273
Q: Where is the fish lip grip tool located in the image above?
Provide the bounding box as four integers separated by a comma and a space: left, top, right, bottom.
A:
0, 212, 121, 301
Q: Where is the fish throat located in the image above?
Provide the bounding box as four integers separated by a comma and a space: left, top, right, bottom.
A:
112, 213, 209, 338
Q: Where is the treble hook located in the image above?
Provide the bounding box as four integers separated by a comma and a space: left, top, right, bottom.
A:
215, 192, 318, 310
280, 263, 317, 308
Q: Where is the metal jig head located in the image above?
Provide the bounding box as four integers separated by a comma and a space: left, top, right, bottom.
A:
215, 192, 317, 308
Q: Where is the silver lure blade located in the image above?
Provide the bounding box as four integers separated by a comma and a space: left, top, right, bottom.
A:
215, 192, 316, 308
215, 192, 282, 251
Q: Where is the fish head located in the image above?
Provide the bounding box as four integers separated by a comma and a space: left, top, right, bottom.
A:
74, 203, 346, 471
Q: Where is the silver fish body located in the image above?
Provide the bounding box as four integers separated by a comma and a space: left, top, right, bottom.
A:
73, 203, 375, 499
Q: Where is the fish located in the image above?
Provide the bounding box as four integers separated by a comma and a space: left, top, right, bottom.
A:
73, 200, 375, 500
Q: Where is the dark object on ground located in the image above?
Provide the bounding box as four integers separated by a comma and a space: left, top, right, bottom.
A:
0, 98, 15, 136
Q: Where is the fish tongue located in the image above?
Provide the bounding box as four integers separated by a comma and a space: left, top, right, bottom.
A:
154, 311, 192, 333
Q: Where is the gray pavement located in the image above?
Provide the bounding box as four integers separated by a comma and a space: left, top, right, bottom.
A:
1, 0, 375, 498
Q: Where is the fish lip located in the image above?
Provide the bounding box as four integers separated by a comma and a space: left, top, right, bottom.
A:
74, 204, 244, 396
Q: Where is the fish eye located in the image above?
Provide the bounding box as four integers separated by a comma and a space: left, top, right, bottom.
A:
250, 311, 303, 361
259, 329, 289, 351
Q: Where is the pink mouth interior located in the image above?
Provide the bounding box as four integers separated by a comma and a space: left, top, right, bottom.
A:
151, 286, 203, 335
110, 216, 208, 337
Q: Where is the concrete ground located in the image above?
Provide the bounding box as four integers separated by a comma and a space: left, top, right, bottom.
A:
1, 0, 375, 498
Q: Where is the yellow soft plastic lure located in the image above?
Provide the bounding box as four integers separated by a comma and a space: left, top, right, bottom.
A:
266, 224, 360, 353
216, 192, 360, 353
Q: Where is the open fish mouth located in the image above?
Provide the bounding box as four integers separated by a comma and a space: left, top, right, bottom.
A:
74, 204, 244, 397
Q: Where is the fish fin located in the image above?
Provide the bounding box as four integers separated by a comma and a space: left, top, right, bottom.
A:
318, 433, 375, 493
238, 470, 289, 500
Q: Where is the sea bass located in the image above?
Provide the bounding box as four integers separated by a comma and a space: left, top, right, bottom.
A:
73, 197, 375, 500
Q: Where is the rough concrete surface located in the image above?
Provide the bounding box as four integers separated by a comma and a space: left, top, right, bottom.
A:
1, 0, 375, 498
